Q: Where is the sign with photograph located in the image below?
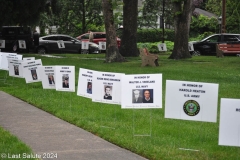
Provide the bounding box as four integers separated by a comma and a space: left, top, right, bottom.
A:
188, 42, 194, 51
92, 71, 124, 105
157, 43, 167, 51
0, 53, 22, 70
22, 59, 42, 83
121, 74, 162, 109
219, 98, 240, 147
81, 41, 89, 50
0, 40, 5, 48
165, 80, 219, 122
8, 59, 24, 78
77, 68, 94, 99
57, 40, 65, 48
39, 66, 56, 89
55, 66, 75, 92
99, 42, 106, 50
18, 40, 26, 49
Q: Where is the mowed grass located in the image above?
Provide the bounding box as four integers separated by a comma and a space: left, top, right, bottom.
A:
0, 127, 37, 160
0, 53, 240, 160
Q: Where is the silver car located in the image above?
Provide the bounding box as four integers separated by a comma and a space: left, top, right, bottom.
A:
36, 34, 99, 54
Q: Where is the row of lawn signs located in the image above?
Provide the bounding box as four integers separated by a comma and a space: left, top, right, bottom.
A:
1, 52, 240, 147
0, 39, 107, 50
157, 43, 194, 52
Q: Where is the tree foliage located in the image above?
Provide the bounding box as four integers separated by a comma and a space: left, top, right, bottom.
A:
0, 0, 47, 26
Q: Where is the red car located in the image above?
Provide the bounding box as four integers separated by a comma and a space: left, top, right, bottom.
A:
76, 32, 121, 48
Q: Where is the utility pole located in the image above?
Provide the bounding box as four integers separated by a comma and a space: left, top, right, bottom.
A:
221, 0, 226, 33
162, 0, 165, 43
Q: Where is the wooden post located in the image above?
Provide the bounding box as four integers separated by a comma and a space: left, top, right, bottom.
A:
221, 0, 226, 33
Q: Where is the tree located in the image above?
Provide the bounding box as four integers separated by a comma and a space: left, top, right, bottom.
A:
119, 0, 139, 57
102, 0, 126, 63
0, 0, 47, 26
169, 0, 202, 59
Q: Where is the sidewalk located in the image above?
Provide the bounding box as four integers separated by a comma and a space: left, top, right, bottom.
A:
0, 91, 148, 160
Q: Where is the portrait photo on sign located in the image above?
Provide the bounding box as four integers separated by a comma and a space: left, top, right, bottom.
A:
14, 65, 19, 75
142, 89, 154, 103
48, 74, 55, 85
103, 85, 112, 100
31, 70, 38, 80
86, 82, 92, 94
62, 74, 69, 88
132, 89, 143, 103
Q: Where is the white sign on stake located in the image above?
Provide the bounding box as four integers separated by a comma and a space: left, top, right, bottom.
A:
77, 68, 94, 99
22, 59, 42, 83
0, 40, 5, 48
0, 53, 22, 70
165, 80, 219, 122
92, 71, 124, 105
39, 66, 56, 89
188, 42, 194, 51
121, 74, 162, 109
55, 66, 75, 92
18, 40, 26, 49
157, 43, 167, 51
219, 98, 240, 147
99, 42, 106, 50
81, 41, 89, 50
57, 40, 65, 48
8, 59, 24, 78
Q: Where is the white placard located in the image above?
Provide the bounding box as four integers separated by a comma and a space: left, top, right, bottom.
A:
8, 59, 24, 78
22, 59, 42, 83
77, 68, 94, 99
157, 43, 167, 51
165, 80, 219, 122
57, 40, 65, 48
92, 71, 123, 105
81, 41, 89, 50
55, 66, 75, 92
0, 40, 5, 48
18, 40, 26, 49
188, 42, 194, 51
121, 74, 162, 109
23, 57, 35, 61
39, 66, 56, 89
99, 42, 106, 50
0, 53, 22, 70
219, 98, 240, 147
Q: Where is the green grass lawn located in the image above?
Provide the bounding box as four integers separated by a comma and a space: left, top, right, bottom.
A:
0, 53, 240, 160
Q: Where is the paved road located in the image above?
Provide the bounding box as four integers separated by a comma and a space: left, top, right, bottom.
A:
0, 91, 148, 160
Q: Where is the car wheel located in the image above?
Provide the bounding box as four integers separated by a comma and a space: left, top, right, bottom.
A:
81, 49, 89, 54
37, 47, 46, 54
192, 50, 201, 56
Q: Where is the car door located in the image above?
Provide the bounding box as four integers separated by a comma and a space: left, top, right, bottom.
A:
43, 36, 59, 52
59, 36, 81, 53
202, 35, 221, 54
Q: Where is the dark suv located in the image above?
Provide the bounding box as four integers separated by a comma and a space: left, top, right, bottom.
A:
0, 26, 34, 53
190, 33, 240, 56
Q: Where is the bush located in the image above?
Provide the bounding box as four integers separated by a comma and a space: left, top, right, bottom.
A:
137, 29, 175, 43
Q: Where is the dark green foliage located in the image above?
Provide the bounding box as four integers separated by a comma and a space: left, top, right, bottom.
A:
0, 0, 47, 26
137, 29, 175, 43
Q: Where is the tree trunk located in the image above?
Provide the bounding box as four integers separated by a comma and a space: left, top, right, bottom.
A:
102, 0, 126, 63
169, 0, 194, 59
119, 0, 139, 57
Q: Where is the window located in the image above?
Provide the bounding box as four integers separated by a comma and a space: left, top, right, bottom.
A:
223, 35, 239, 42
207, 35, 220, 42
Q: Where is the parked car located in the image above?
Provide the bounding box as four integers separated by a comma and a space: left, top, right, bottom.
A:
36, 34, 99, 54
0, 26, 34, 53
190, 33, 240, 56
76, 32, 121, 48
